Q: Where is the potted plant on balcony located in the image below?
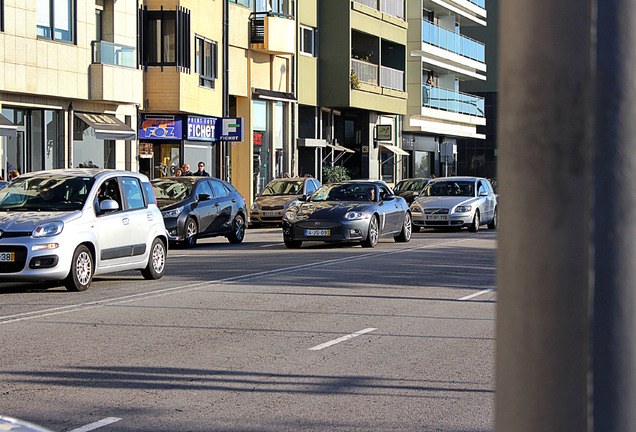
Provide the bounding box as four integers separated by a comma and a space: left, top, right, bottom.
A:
350, 70, 361, 89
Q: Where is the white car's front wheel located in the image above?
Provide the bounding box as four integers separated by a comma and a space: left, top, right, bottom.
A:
141, 238, 166, 280
64, 245, 94, 292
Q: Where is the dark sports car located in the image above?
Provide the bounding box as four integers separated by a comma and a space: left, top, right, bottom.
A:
282, 180, 412, 248
151, 177, 247, 248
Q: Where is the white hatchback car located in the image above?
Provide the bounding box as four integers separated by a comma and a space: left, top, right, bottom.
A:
0, 169, 168, 291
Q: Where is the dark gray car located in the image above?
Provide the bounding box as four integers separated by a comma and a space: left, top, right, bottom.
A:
282, 180, 411, 248
393, 177, 431, 205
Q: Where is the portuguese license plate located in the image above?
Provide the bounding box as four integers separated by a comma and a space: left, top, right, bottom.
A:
426, 214, 447, 221
304, 229, 330, 236
263, 211, 280, 216
0, 252, 15, 262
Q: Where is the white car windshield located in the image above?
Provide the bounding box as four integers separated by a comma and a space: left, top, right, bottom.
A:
0, 175, 95, 211
423, 181, 475, 197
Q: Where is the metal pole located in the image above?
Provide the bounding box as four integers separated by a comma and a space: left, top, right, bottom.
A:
592, 0, 636, 429
496, 0, 592, 430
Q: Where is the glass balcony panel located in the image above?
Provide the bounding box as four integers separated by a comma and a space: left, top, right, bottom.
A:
92, 41, 136, 68
421, 21, 485, 63
423, 84, 484, 117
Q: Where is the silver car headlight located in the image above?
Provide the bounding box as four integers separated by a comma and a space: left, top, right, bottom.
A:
251, 203, 259, 211
32, 221, 64, 238
162, 206, 184, 218
455, 205, 472, 213
344, 211, 369, 221
284, 211, 297, 221
411, 205, 422, 213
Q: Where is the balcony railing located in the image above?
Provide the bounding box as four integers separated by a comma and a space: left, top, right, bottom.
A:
422, 21, 485, 63
91, 41, 136, 68
352, 58, 378, 85
380, 66, 404, 91
468, 0, 486, 8
423, 84, 485, 117
352, 0, 405, 20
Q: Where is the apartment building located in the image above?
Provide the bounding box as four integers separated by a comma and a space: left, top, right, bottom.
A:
0, 0, 142, 179
404, 0, 487, 178
318, 0, 408, 184
227, 0, 295, 203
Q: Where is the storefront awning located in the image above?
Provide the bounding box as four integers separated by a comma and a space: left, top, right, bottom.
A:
380, 144, 409, 156
252, 88, 297, 102
0, 114, 17, 137
297, 138, 327, 148
325, 142, 355, 153
75, 113, 136, 140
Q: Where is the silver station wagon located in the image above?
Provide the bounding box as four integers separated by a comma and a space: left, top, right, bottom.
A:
0, 169, 168, 291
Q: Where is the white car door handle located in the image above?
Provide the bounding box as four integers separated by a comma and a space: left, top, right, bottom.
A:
122, 217, 130, 225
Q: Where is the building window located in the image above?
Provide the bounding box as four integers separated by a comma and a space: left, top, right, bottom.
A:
1, 0, 4, 32
140, 8, 190, 70
37, 0, 75, 43
230, 0, 252, 7
300, 25, 315, 56
195, 36, 217, 88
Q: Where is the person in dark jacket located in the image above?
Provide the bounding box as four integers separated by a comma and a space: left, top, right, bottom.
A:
192, 162, 210, 177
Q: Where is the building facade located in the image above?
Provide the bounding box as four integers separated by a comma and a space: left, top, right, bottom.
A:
0, 0, 142, 179
404, 0, 487, 179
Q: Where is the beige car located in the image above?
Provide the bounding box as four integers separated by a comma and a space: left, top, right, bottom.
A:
250, 177, 321, 227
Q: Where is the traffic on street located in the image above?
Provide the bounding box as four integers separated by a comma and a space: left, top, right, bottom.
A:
0, 224, 496, 432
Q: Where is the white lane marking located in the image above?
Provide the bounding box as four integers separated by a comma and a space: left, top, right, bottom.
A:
68, 417, 122, 432
0, 237, 484, 326
309, 328, 377, 351
260, 243, 279, 248
458, 289, 494, 301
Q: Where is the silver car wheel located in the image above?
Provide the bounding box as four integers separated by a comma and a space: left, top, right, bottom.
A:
362, 216, 379, 248
76, 251, 92, 286
151, 241, 166, 274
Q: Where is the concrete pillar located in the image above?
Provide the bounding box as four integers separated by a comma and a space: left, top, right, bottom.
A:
496, 0, 592, 430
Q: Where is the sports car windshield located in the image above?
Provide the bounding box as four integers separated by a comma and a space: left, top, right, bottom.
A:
310, 184, 376, 202
395, 179, 428, 192
423, 181, 475, 197
261, 180, 304, 196
151, 179, 195, 201
0, 175, 95, 211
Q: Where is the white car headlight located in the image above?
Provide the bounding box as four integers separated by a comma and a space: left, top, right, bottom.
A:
344, 211, 369, 221
32, 221, 64, 238
162, 206, 184, 218
411, 205, 422, 213
455, 205, 472, 213
251, 203, 259, 211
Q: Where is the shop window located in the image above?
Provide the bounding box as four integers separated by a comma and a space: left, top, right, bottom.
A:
73, 116, 115, 169
300, 25, 315, 57
37, 0, 75, 43
140, 8, 190, 69
195, 36, 217, 88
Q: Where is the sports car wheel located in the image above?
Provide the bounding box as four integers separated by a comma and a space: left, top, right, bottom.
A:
183, 217, 198, 248
64, 245, 93, 292
227, 214, 246, 244
395, 212, 412, 243
487, 207, 498, 230
284, 238, 303, 248
141, 238, 166, 280
469, 211, 480, 233
362, 215, 379, 248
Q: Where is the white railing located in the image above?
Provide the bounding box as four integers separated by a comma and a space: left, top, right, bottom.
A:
351, 58, 378, 85
380, 0, 405, 20
380, 66, 404, 91
353, 0, 378, 9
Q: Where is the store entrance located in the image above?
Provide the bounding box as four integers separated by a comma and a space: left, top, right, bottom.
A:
153, 142, 181, 178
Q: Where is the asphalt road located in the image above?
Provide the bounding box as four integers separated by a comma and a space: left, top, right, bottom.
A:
0, 227, 496, 432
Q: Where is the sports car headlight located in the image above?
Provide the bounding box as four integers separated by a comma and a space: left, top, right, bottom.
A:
162, 206, 184, 218
411, 205, 422, 213
344, 211, 369, 221
32, 221, 64, 238
455, 205, 472, 213
284, 211, 297, 221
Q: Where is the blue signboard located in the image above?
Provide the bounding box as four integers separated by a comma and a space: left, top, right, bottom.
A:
139, 115, 183, 140
187, 116, 218, 141
216, 117, 244, 142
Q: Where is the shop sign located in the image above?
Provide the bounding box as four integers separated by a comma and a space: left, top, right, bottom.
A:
139, 115, 183, 140
375, 124, 392, 141
217, 117, 244, 142
253, 132, 263, 146
139, 142, 154, 158
187, 116, 218, 141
